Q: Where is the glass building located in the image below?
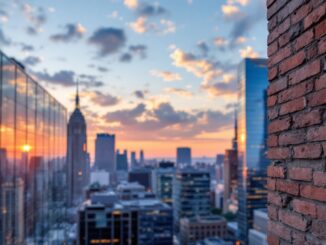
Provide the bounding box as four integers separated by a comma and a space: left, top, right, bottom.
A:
237, 58, 269, 243
0, 50, 67, 244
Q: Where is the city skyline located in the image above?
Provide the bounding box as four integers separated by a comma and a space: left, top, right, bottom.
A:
0, 0, 268, 158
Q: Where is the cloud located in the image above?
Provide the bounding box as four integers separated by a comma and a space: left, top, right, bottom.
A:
124, 0, 138, 9
89, 27, 126, 57
19, 43, 35, 52
160, 19, 176, 34
134, 90, 147, 99
151, 70, 182, 82
129, 44, 147, 58
82, 91, 120, 107
50, 23, 86, 42
165, 88, 193, 98
120, 53, 132, 62
0, 9, 8, 23
214, 37, 228, 48
239, 46, 259, 58
23, 56, 42, 66
136, 2, 167, 17
0, 28, 10, 45
97, 66, 109, 73
227, 0, 249, 6
129, 16, 151, 33
129, 17, 175, 34
106, 103, 146, 125
221, 4, 240, 18
197, 41, 209, 56
22, 4, 47, 35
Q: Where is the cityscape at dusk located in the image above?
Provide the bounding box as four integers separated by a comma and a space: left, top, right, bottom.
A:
0, 0, 325, 245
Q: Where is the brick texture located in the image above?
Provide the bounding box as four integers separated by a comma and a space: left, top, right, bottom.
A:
267, 0, 326, 244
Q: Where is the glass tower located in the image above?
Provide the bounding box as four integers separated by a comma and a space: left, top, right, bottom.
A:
237, 58, 269, 243
0, 50, 67, 244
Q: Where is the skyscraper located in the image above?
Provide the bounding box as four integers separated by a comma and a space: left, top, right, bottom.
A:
237, 58, 268, 242
95, 133, 115, 172
116, 149, 128, 171
139, 149, 144, 165
130, 151, 137, 169
177, 147, 191, 166
67, 84, 90, 206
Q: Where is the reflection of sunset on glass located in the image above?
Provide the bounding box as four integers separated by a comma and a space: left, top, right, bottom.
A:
22, 144, 31, 153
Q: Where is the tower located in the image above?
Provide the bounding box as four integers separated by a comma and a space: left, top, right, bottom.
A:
67, 82, 89, 206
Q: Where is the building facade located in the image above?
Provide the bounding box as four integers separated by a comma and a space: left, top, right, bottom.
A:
177, 147, 191, 166
174, 168, 211, 227
95, 133, 115, 173
67, 85, 89, 206
237, 58, 269, 242
151, 167, 175, 206
223, 149, 238, 213
0, 50, 67, 244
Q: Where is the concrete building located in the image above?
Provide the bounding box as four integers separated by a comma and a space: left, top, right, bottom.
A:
180, 216, 227, 245
177, 147, 191, 166
248, 209, 268, 245
94, 133, 115, 173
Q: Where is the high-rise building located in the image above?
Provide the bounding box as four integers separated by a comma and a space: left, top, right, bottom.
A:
223, 149, 238, 213
77, 190, 173, 245
0, 50, 67, 243
216, 154, 224, 166
139, 149, 144, 165
174, 167, 211, 227
95, 133, 115, 172
67, 83, 90, 206
177, 147, 191, 166
130, 151, 137, 169
180, 216, 227, 245
237, 58, 268, 242
116, 150, 128, 171
248, 209, 268, 245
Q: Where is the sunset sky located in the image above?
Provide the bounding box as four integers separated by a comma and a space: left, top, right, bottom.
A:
0, 0, 267, 159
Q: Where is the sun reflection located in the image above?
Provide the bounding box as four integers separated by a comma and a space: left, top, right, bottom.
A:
22, 144, 31, 152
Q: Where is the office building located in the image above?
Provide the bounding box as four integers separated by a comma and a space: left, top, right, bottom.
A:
223, 149, 238, 213
90, 170, 110, 186
237, 58, 268, 242
0, 50, 67, 243
216, 154, 224, 166
152, 166, 175, 206
128, 168, 152, 191
116, 149, 128, 171
180, 216, 227, 245
174, 167, 211, 227
139, 149, 144, 165
77, 190, 173, 245
67, 83, 90, 206
177, 147, 191, 166
248, 209, 268, 245
95, 133, 115, 172
130, 151, 137, 169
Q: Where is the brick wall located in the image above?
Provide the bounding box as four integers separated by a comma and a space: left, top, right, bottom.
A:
267, 0, 326, 244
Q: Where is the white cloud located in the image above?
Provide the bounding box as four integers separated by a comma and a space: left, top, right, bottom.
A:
239, 46, 259, 58
151, 70, 182, 82
124, 0, 138, 9
221, 4, 240, 18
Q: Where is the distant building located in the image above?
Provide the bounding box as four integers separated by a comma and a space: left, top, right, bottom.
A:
248, 209, 268, 245
180, 216, 227, 245
140, 149, 144, 165
216, 154, 224, 166
223, 149, 238, 213
77, 190, 173, 245
195, 237, 233, 245
67, 84, 90, 206
90, 170, 110, 187
177, 147, 192, 166
116, 150, 128, 171
152, 166, 175, 206
214, 183, 224, 209
95, 133, 115, 173
237, 58, 268, 242
174, 167, 211, 227
128, 168, 152, 191
130, 151, 137, 169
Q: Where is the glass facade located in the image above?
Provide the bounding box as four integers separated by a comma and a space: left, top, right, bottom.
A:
237, 58, 269, 243
0, 50, 67, 244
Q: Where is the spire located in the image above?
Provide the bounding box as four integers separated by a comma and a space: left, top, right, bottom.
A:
232, 108, 238, 151
75, 80, 80, 109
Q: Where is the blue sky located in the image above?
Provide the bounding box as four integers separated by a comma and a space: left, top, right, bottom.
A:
0, 0, 267, 158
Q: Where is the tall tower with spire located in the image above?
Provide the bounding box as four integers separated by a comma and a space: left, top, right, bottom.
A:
232, 109, 238, 151
67, 81, 89, 206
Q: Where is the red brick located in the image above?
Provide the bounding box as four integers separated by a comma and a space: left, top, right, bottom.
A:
308, 89, 326, 106
268, 220, 292, 241
278, 31, 291, 48
269, 117, 291, 133
269, 45, 292, 67
268, 205, 278, 220
315, 74, 326, 90
312, 220, 326, 239
278, 130, 305, 146
269, 66, 278, 81
319, 38, 326, 54
306, 42, 318, 60
268, 192, 283, 206
267, 0, 276, 8
293, 143, 322, 159
307, 126, 326, 141
279, 209, 308, 231
268, 178, 277, 190
268, 147, 291, 159
293, 110, 322, 128
267, 233, 280, 245
268, 95, 278, 107
316, 18, 326, 38
313, 171, 326, 187
301, 184, 326, 202
268, 134, 278, 147
317, 205, 326, 220
292, 231, 306, 245
279, 51, 305, 75
268, 166, 286, 178
289, 59, 321, 85
292, 199, 317, 218
268, 77, 288, 95
278, 81, 313, 103
291, 3, 313, 24
279, 97, 306, 115
268, 40, 279, 57
304, 5, 326, 30
268, 107, 279, 120
294, 29, 314, 51
288, 167, 312, 181
276, 179, 299, 195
